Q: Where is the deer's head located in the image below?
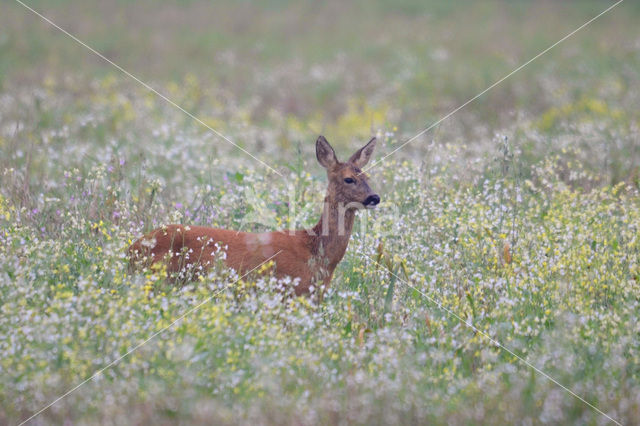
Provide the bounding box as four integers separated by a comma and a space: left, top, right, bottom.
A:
316, 135, 380, 210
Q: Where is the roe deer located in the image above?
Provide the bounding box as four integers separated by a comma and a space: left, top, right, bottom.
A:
128, 136, 380, 295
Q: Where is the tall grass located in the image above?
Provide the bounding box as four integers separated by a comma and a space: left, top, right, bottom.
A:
1, 0, 640, 424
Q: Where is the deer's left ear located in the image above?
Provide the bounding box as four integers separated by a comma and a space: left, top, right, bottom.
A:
348, 137, 377, 168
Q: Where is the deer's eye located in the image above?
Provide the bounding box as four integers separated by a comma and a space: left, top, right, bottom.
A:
344, 177, 355, 184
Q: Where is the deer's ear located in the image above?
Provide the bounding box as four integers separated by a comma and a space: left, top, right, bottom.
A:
316, 135, 338, 169
348, 137, 376, 168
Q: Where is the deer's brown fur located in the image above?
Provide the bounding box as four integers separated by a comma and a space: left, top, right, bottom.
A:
128, 136, 380, 295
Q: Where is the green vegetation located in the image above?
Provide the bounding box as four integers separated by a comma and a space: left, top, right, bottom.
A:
1, 0, 639, 424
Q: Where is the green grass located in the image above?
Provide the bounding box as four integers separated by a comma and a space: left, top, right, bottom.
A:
1, 0, 640, 424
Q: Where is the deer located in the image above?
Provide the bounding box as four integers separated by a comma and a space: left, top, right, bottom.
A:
128, 135, 380, 296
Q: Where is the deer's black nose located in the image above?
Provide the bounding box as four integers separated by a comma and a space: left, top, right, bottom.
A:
364, 194, 380, 207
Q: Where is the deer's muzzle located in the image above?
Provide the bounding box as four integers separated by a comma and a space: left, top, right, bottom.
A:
363, 194, 380, 209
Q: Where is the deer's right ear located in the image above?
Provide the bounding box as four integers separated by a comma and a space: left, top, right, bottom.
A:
316, 135, 338, 169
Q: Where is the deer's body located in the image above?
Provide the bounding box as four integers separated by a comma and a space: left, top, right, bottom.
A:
128, 136, 379, 295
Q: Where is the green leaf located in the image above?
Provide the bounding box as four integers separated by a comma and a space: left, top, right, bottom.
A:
383, 273, 397, 318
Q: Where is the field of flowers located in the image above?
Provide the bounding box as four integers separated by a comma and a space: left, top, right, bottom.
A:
2, 0, 640, 424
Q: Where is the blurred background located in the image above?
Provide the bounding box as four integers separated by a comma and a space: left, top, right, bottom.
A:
2, 0, 639, 185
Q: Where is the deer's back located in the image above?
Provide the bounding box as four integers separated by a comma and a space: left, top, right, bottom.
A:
129, 224, 318, 293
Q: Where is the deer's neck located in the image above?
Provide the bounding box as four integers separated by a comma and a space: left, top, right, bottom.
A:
310, 196, 356, 269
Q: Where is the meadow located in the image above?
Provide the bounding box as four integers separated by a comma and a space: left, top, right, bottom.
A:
1, 0, 640, 424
